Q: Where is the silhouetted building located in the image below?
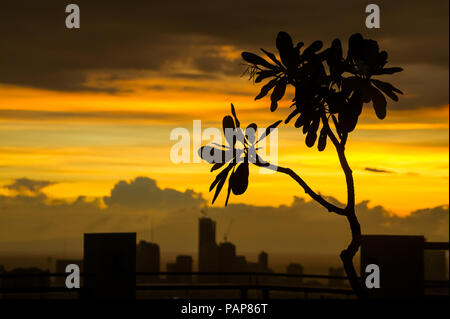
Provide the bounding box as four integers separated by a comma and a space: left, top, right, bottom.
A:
217, 242, 236, 282
361, 234, 425, 299
55, 259, 83, 286
198, 217, 218, 272
0, 265, 4, 288
1, 267, 50, 290
167, 255, 193, 283
328, 266, 345, 287
258, 251, 268, 270
198, 217, 273, 284
83, 232, 136, 299
286, 263, 304, 285
218, 242, 236, 271
136, 240, 160, 283
424, 250, 447, 281
248, 251, 271, 272
198, 217, 219, 282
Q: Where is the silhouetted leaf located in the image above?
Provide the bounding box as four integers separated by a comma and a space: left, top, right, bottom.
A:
209, 165, 227, 191
339, 112, 359, 134
305, 118, 319, 147
212, 175, 226, 204
369, 85, 387, 119
245, 123, 257, 144
257, 120, 282, 142
317, 127, 327, 151
294, 114, 305, 128
302, 117, 311, 134
224, 179, 232, 206
241, 52, 275, 69
255, 70, 278, 83
363, 39, 379, 69
255, 78, 278, 100
230, 163, 249, 195
260, 48, 283, 67
210, 162, 225, 172
276, 31, 295, 68
361, 83, 373, 103
230, 103, 240, 127
303, 40, 323, 59
371, 79, 403, 101
199, 146, 226, 164
377, 51, 388, 68
342, 76, 364, 92
285, 108, 300, 124
223, 115, 236, 146
305, 130, 317, 147
373, 67, 403, 75
270, 79, 287, 111
331, 114, 342, 137
348, 33, 364, 61
331, 39, 343, 60
339, 92, 362, 133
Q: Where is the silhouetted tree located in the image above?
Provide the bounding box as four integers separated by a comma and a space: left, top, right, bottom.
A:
198, 32, 403, 298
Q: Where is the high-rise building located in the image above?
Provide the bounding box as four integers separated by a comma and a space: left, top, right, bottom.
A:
198, 217, 218, 273
136, 240, 160, 283
258, 251, 268, 270
218, 242, 236, 272
286, 263, 304, 285
360, 234, 425, 299
424, 249, 447, 281
328, 266, 345, 287
83, 232, 136, 299
218, 242, 236, 282
1, 267, 50, 290
167, 255, 193, 283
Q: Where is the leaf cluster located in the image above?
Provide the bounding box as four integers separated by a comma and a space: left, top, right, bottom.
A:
242, 32, 403, 150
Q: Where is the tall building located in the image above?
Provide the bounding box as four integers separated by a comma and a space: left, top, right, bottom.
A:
0, 265, 5, 288
286, 263, 304, 285
424, 250, 447, 281
360, 234, 425, 299
218, 242, 236, 282
328, 266, 345, 287
1, 267, 50, 290
218, 242, 236, 272
83, 232, 136, 299
167, 255, 193, 283
136, 240, 160, 283
198, 217, 219, 273
258, 251, 268, 270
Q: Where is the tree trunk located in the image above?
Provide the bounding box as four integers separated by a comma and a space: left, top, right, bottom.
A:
340, 209, 367, 299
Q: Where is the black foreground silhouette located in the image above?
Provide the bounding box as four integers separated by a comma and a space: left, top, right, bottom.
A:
198, 31, 403, 299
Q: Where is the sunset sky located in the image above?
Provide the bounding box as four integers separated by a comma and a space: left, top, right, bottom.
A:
0, 0, 448, 221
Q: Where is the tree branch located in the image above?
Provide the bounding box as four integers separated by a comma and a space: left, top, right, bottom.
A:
320, 113, 355, 210
320, 112, 366, 298
253, 158, 346, 216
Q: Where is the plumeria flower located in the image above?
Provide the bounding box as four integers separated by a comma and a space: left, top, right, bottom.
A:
198, 104, 281, 206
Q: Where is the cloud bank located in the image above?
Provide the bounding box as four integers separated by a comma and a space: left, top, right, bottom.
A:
0, 177, 447, 256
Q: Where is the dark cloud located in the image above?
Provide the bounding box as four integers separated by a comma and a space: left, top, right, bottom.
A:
0, 0, 447, 109
3, 178, 56, 194
103, 177, 205, 211
0, 109, 183, 122
364, 167, 394, 174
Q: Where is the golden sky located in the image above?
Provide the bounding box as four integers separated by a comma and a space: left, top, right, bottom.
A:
0, 0, 448, 218
0, 75, 447, 216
